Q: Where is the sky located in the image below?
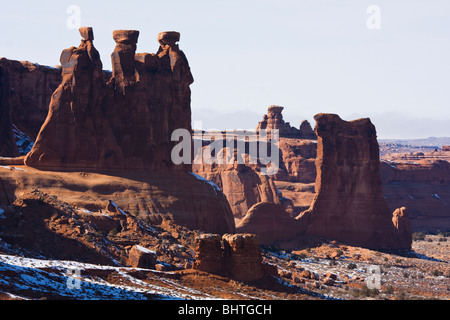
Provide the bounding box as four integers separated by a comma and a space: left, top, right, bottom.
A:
1, 0, 449, 139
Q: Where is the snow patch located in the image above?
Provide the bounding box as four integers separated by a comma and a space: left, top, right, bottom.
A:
189, 172, 222, 194
135, 245, 156, 255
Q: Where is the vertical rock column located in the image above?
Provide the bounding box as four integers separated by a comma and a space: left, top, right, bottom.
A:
297, 113, 412, 250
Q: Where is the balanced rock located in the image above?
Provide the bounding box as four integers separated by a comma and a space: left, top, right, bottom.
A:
297, 113, 412, 250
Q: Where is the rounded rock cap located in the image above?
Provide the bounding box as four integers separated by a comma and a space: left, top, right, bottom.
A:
113, 30, 140, 44
79, 27, 94, 41
157, 31, 180, 45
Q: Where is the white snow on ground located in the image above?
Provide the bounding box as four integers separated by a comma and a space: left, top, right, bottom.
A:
432, 193, 449, 205
0, 255, 212, 300
189, 172, 222, 194
135, 245, 156, 255
109, 201, 127, 216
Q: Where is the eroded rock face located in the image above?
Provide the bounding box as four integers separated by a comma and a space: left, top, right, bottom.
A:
25, 28, 193, 171
236, 202, 304, 245
193, 233, 266, 282
392, 207, 412, 249
222, 233, 264, 282
192, 234, 223, 274
193, 151, 280, 221
0, 58, 61, 146
0, 64, 16, 157
297, 114, 411, 250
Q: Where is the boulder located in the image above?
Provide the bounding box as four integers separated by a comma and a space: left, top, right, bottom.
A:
128, 245, 157, 269
192, 234, 223, 274
193, 233, 266, 282
222, 233, 264, 282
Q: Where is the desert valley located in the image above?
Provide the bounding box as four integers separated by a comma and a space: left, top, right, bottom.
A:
0, 24, 449, 308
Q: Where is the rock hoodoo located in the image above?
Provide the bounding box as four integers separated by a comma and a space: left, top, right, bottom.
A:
296, 114, 412, 250
25, 28, 193, 171
256, 105, 316, 139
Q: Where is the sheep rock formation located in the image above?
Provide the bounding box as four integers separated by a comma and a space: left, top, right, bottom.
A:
193, 145, 281, 221
296, 114, 412, 250
25, 28, 193, 171
236, 202, 304, 245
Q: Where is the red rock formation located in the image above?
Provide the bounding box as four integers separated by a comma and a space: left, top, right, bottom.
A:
299, 120, 316, 140
193, 150, 280, 221
128, 245, 157, 269
392, 207, 412, 249
25, 28, 193, 171
297, 114, 411, 250
275, 137, 317, 183
193, 233, 267, 282
0, 58, 61, 143
380, 159, 450, 184
193, 234, 224, 274
442, 146, 450, 152
236, 202, 304, 245
256, 105, 300, 138
0, 64, 16, 157
222, 233, 265, 282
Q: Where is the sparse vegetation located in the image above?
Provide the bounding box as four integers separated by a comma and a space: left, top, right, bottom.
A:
412, 232, 426, 241
347, 262, 357, 270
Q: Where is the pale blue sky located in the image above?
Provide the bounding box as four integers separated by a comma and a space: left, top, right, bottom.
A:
1, 0, 450, 139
